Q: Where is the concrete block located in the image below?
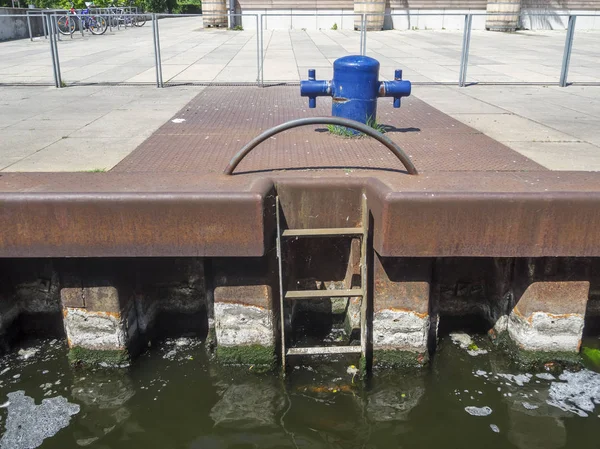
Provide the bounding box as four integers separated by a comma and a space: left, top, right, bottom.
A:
213, 278, 275, 367
60, 284, 138, 365
372, 256, 432, 367
509, 280, 589, 353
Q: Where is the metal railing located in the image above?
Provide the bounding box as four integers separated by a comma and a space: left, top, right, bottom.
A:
2, 11, 597, 88
358, 12, 594, 88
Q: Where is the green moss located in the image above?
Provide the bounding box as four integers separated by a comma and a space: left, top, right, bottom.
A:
358, 355, 367, 379
581, 346, 600, 371
497, 337, 582, 371
68, 346, 129, 367
373, 349, 428, 369
216, 344, 275, 371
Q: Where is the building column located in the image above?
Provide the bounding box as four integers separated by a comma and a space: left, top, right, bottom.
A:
486, 0, 522, 32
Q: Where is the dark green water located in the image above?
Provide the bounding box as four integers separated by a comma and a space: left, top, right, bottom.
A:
1, 335, 599, 449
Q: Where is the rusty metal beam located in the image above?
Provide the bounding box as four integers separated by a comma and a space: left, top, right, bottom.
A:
0, 192, 267, 258
1, 172, 600, 258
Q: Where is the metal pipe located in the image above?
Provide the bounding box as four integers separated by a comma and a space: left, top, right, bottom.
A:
155, 14, 163, 87
223, 116, 419, 175
361, 14, 366, 55
152, 14, 160, 88
359, 14, 363, 55
459, 14, 472, 87
52, 15, 63, 87
260, 14, 264, 87
559, 15, 577, 87
27, 10, 33, 41
47, 14, 59, 88
255, 14, 260, 83
42, 12, 48, 39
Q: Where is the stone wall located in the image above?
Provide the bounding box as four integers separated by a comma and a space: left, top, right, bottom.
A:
0, 8, 46, 42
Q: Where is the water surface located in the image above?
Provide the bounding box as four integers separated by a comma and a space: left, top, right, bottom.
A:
1, 335, 599, 449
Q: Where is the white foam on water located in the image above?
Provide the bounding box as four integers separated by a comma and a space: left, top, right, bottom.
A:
547, 370, 600, 418
497, 373, 532, 387
522, 402, 539, 410
490, 424, 500, 433
536, 373, 556, 381
464, 406, 492, 417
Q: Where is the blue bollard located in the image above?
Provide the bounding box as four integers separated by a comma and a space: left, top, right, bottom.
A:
300, 55, 411, 135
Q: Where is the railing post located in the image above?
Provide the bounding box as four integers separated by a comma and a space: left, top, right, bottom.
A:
458, 13, 472, 87
359, 13, 363, 55
559, 15, 576, 87
48, 14, 63, 88
260, 13, 264, 87
361, 14, 366, 55
42, 11, 48, 39
152, 13, 160, 88
255, 14, 260, 84
156, 14, 163, 87
47, 14, 59, 88
26, 10, 33, 41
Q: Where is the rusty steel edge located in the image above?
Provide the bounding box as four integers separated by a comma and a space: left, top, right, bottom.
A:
0, 192, 267, 258
1, 177, 600, 258
375, 190, 600, 258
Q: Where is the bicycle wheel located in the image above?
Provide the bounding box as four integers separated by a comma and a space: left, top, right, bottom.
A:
88, 15, 108, 35
133, 15, 146, 27
57, 15, 76, 35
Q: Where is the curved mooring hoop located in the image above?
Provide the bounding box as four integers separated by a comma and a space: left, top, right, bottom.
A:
223, 116, 419, 176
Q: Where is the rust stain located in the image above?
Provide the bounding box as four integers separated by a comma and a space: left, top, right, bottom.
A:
513, 306, 582, 324
332, 97, 349, 104
384, 307, 428, 319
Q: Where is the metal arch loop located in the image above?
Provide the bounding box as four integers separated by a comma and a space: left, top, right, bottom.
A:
223, 117, 419, 176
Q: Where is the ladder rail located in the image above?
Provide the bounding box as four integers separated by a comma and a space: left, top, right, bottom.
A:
360, 193, 369, 364
275, 196, 286, 374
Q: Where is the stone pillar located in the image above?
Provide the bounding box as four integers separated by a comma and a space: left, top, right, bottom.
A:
508, 258, 590, 357
486, 0, 522, 32
372, 256, 432, 368
213, 258, 276, 369
61, 282, 143, 366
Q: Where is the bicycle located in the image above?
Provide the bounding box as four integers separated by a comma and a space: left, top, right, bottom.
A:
107, 1, 146, 28
56, 2, 108, 36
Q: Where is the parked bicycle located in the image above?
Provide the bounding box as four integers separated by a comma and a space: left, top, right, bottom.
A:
56, 2, 108, 36
106, 1, 146, 28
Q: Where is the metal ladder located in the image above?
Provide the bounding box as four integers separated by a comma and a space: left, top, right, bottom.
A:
276, 194, 369, 373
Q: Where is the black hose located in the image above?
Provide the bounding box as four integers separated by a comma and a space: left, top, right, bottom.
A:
223, 116, 418, 175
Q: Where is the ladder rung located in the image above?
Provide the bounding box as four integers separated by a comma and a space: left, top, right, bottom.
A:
282, 227, 364, 238
287, 346, 362, 356
285, 289, 363, 300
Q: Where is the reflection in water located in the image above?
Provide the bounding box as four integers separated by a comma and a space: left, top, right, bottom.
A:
508, 410, 566, 449
71, 372, 137, 446
367, 375, 425, 422
210, 382, 284, 428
